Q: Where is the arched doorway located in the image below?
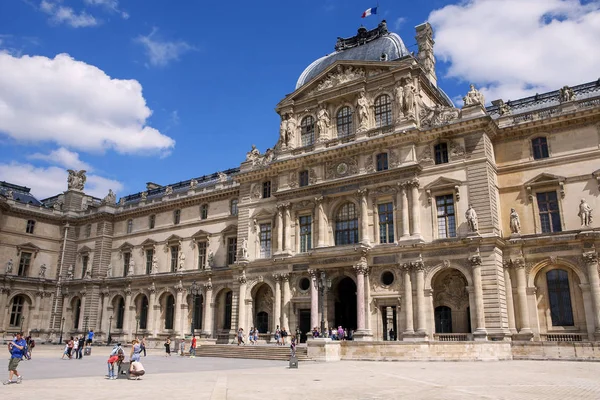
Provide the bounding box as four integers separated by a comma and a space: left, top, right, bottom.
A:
164, 294, 175, 330
252, 283, 273, 333
432, 268, 470, 334
72, 297, 82, 330
139, 295, 149, 330
335, 276, 357, 330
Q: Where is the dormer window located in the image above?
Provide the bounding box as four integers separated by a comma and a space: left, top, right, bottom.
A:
336, 106, 353, 137
532, 137, 549, 160
374, 95, 392, 127
301, 116, 315, 147
434, 143, 449, 165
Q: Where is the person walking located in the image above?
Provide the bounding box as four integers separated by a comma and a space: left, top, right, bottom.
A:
164, 337, 171, 357
190, 335, 197, 358
237, 328, 245, 346
130, 339, 142, 363
72, 336, 79, 359
87, 330, 94, 346
3, 332, 26, 385
179, 338, 185, 357
77, 336, 85, 359
140, 337, 147, 357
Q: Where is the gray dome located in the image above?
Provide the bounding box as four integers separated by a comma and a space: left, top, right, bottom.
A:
296, 31, 410, 89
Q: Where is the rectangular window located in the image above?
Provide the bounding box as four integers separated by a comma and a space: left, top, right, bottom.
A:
227, 237, 237, 265
537, 191, 562, 233
378, 203, 395, 243
299, 215, 312, 253
436, 195, 456, 238
145, 249, 153, 275
259, 223, 272, 258
263, 181, 271, 198
299, 170, 309, 187
434, 143, 449, 165
127, 219, 133, 234
149, 214, 155, 229
85, 224, 92, 238
197, 241, 207, 270
200, 204, 208, 220
532, 137, 549, 160
174, 209, 181, 225
81, 255, 89, 279
376, 153, 388, 171
170, 246, 179, 272
18, 252, 32, 277
26, 220, 36, 234
123, 252, 131, 277
230, 199, 238, 216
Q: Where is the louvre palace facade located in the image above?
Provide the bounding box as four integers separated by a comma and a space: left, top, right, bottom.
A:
1, 21, 600, 348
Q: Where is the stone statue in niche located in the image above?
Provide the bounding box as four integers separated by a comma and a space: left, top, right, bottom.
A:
128, 259, 135, 276
67, 265, 74, 280
509, 208, 521, 234
106, 264, 113, 278
357, 91, 369, 131
178, 251, 186, 270
151, 255, 158, 274
462, 84, 485, 107
239, 238, 249, 260
578, 199, 593, 227
67, 170, 86, 190
39, 264, 46, 278
206, 250, 214, 269
403, 80, 417, 119
84, 268, 91, 280
394, 82, 404, 121
316, 104, 330, 139
465, 204, 479, 232
5, 259, 13, 274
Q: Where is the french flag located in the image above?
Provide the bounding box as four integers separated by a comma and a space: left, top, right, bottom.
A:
361, 7, 377, 18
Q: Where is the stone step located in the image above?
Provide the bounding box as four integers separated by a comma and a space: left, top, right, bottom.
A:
195, 345, 310, 361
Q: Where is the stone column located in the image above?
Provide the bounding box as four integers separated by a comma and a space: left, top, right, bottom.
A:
503, 264, 517, 334
358, 189, 370, 245
238, 273, 247, 332
398, 183, 410, 238
353, 257, 372, 340
583, 253, 600, 338
413, 261, 427, 336
273, 274, 282, 331
315, 197, 326, 248
402, 264, 414, 336
78, 290, 87, 333
101, 289, 110, 335
148, 287, 156, 338
284, 204, 292, 253
281, 273, 290, 330
364, 270, 371, 331
174, 281, 184, 338
409, 180, 421, 238
0, 288, 9, 331
309, 270, 318, 331
276, 204, 284, 253
202, 279, 213, 337
469, 255, 487, 339
514, 261, 532, 336
122, 288, 131, 339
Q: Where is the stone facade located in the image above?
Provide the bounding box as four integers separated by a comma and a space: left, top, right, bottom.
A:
1, 23, 600, 347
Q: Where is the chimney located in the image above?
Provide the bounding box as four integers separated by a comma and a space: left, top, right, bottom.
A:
415, 22, 437, 86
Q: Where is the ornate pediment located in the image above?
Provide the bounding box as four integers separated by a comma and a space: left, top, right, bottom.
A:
118, 242, 134, 251
424, 177, 462, 203
77, 245, 93, 254
221, 224, 238, 236
191, 229, 210, 239
164, 234, 182, 244
252, 209, 275, 220
419, 104, 461, 128
16, 242, 40, 257
140, 238, 157, 247
524, 173, 566, 201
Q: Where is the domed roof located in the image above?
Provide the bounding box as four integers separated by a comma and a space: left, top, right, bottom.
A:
296, 23, 410, 89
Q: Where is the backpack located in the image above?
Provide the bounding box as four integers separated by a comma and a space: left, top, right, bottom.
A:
30, 340, 35, 349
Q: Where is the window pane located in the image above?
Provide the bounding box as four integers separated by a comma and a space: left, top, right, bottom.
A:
546, 269, 574, 326
335, 203, 359, 245
259, 224, 272, 258
299, 215, 312, 252
374, 95, 392, 127
436, 195, 456, 238
434, 143, 449, 165
378, 202, 394, 243
301, 116, 315, 146
336, 106, 353, 137
537, 192, 561, 233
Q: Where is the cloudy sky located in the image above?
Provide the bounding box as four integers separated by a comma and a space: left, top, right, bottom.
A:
1, 0, 599, 200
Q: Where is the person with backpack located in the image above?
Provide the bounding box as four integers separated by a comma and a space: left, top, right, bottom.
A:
107, 343, 124, 380
4, 332, 26, 385
28, 339, 35, 359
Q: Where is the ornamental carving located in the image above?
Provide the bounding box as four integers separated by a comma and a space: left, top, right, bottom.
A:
309, 168, 318, 185
310, 65, 365, 94
67, 169, 86, 191
372, 185, 397, 196
433, 269, 469, 309
389, 149, 400, 168
293, 200, 314, 210
289, 172, 298, 189
326, 157, 359, 180
364, 155, 375, 173
449, 140, 465, 159
250, 183, 261, 200
420, 104, 461, 128
417, 145, 434, 165
462, 84, 485, 107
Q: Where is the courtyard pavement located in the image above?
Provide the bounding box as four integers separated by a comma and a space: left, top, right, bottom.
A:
2, 345, 600, 399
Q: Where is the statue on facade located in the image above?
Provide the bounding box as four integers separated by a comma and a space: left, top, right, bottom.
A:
357, 91, 369, 131
206, 250, 214, 269
67, 170, 87, 190
39, 264, 46, 278
239, 238, 248, 260
5, 259, 13, 274
53, 201, 62, 211
578, 199, 593, 227
178, 251, 186, 271
316, 104, 330, 138
84, 268, 92, 280
509, 208, 521, 234
140, 191, 147, 201
103, 189, 116, 204
394, 82, 404, 121
465, 204, 479, 232
106, 264, 113, 278
6, 189, 14, 200
403, 81, 417, 119
218, 172, 228, 182
279, 114, 290, 147
128, 259, 135, 276
151, 254, 158, 274
66, 265, 74, 279
559, 86, 575, 102
246, 144, 261, 162
463, 84, 485, 107
190, 179, 198, 189
164, 186, 173, 196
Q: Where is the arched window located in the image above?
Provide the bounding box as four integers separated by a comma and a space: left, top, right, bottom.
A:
165, 295, 175, 330
335, 202, 359, 245
301, 116, 315, 147
546, 269, 574, 326
73, 298, 81, 329
434, 143, 449, 164
532, 137, 549, 160
374, 95, 392, 127
193, 294, 203, 330
139, 296, 149, 330
336, 106, 353, 137
9, 295, 25, 327
116, 297, 125, 329
224, 291, 233, 329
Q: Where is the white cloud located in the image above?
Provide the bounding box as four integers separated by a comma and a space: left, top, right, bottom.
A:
0, 162, 123, 199
429, 0, 600, 102
40, 0, 98, 28
394, 17, 407, 31
28, 147, 92, 171
135, 28, 195, 67
0, 52, 175, 154
84, 0, 129, 19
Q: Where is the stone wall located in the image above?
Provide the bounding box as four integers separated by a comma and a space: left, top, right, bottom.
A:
512, 342, 600, 361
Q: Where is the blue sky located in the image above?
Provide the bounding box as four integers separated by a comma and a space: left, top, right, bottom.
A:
1, 0, 599, 200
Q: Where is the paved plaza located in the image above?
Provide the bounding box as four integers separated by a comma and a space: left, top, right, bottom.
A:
2, 345, 600, 399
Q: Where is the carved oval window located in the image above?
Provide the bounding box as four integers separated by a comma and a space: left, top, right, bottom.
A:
299, 277, 311, 292
381, 271, 394, 286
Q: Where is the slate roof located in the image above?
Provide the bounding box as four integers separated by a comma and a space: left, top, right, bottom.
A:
0, 181, 44, 206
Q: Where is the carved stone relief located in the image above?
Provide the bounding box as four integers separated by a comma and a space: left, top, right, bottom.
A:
432, 269, 469, 309
417, 145, 434, 165
326, 157, 359, 180
420, 104, 461, 128
309, 65, 366, 94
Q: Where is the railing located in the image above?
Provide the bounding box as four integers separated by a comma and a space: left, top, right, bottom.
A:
433, 333, 469, 342
541, 333, 584, 342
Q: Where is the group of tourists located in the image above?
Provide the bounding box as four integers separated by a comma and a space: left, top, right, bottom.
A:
61, 330, 94, 360
106, 341, 145, 380
311, 326, 354, 340
163, 335, 197, 357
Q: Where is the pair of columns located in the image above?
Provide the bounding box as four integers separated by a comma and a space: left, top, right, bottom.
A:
395, 180, 421, 239
272, 273, 291, 330
276, 203, 292, 254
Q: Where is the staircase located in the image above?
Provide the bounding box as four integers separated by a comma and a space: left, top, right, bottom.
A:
195, 344, 310, 361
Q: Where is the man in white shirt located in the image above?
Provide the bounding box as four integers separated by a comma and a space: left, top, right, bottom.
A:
129, 361, 145, 380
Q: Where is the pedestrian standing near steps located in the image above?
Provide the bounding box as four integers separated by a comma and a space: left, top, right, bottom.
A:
4, 332, 26, 385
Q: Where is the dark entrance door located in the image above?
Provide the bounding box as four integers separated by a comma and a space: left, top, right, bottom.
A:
335, 277, 357, 330
298, 309, 311, 343
435, 306, 452, 333
256, 311, 269, 333
381, 306, 397, 340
